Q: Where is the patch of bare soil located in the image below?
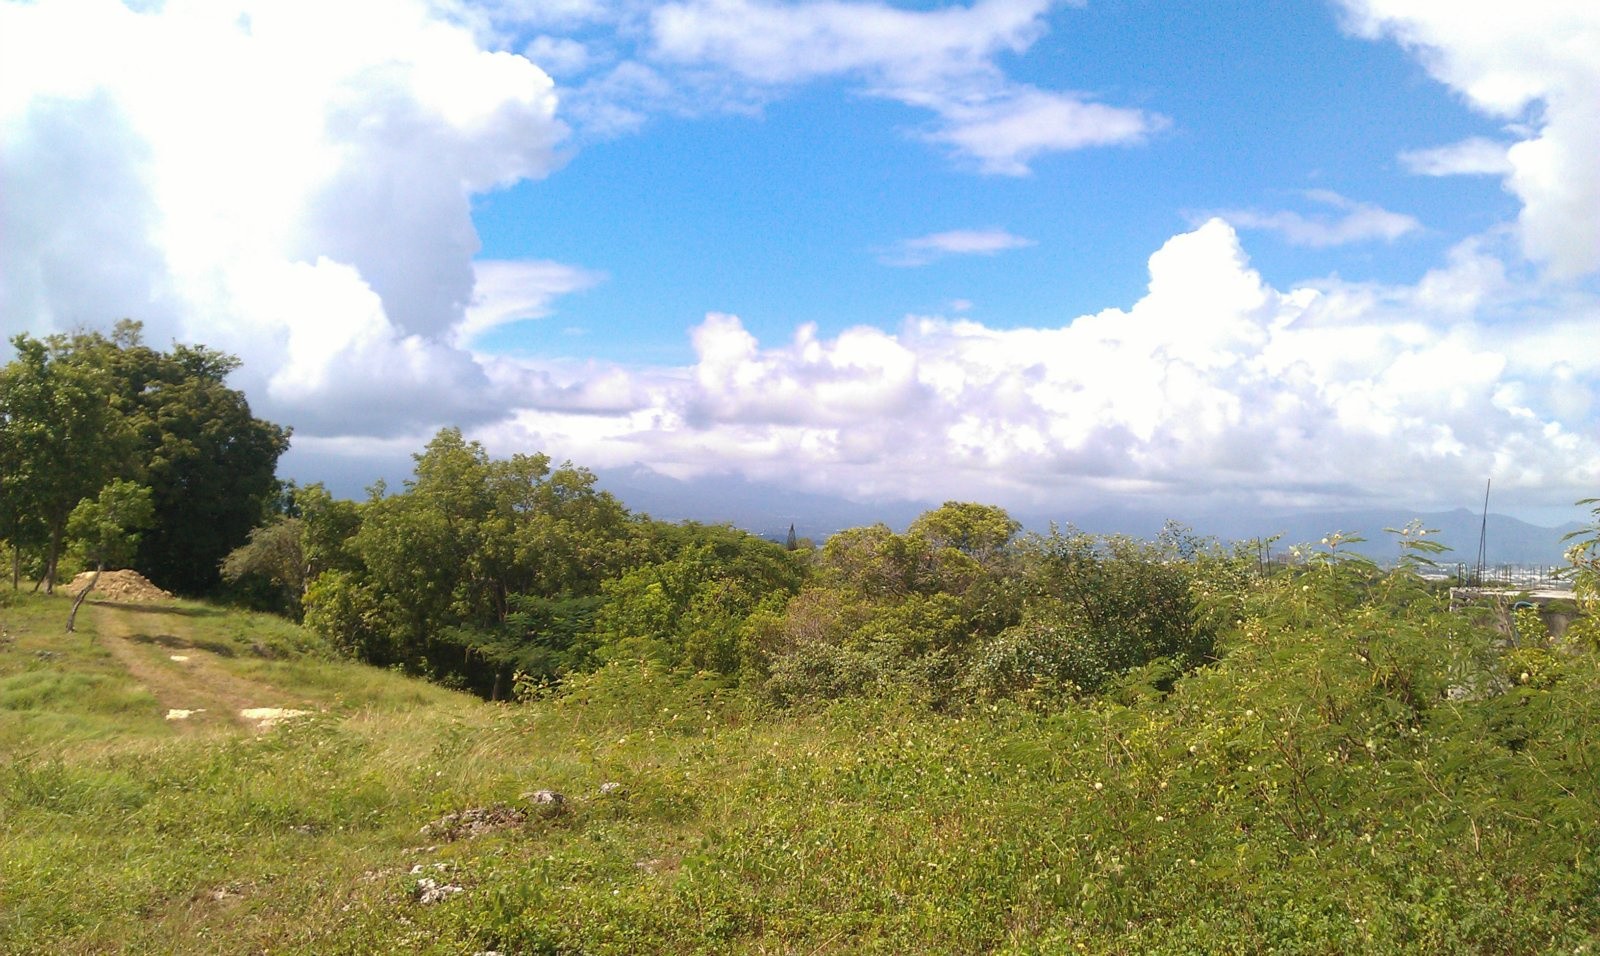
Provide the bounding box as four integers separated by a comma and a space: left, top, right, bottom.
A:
70, 569, 172, 603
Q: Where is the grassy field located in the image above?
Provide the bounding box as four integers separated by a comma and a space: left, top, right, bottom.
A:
4, 587, 1600, 954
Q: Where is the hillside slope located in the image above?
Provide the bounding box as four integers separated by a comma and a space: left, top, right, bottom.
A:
4, 585, 1600, 954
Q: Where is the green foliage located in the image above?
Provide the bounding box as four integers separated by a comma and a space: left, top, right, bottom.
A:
1563, 498, 1600, 650
295, 482, 364, 580
907, 500, 1021, 566
66, 479, 155, 572
963, 526, 1210, 705
302, 568, 392, 663
68, 321, 290, 593
591, 526, 804, 676
10, 517, 1600, 953
218, 515, 306, 613
301, 428, 641, 694
0, 322, 288, 595
0, 333, 132, 590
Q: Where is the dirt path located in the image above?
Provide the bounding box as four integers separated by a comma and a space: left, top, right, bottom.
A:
91, 601, 312, 733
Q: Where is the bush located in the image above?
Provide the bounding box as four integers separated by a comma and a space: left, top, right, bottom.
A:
964, 528, 1211, 704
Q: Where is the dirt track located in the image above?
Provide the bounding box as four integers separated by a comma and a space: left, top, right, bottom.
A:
92, 601, 311, 732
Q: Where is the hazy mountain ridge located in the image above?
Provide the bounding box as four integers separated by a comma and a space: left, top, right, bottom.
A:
596, 465, 1583, 566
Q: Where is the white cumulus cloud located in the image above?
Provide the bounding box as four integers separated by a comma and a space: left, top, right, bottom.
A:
474, 220, 1599, 514
0, 0, 571, 437
1340, 0, 1600, 278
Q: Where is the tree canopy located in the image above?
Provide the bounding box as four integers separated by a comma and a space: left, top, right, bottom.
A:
0, 321, 288, 595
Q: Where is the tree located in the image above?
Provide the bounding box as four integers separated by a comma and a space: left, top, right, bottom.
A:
0, 334, 132, 592
590, 525, 803, 675
77, 322, 291, 594
1563, 498, 1600, 650
0, 360, 45, 589
1, 323, 288, 594
964, 526, 1210, 702
908, 501, 1021, 567
301, 428, 644, 692
219, 516, 307, 614
64, 480, 154, 632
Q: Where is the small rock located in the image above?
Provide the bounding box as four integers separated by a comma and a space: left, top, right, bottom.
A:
239, 707, 309, 730
34, 650, 60, 661
413, 877, 464, 905
522, 789, 565, 806
598, 782, 625, 796
419, 805, 525, 840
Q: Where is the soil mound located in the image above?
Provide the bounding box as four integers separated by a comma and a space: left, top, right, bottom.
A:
70, 569, 173, 603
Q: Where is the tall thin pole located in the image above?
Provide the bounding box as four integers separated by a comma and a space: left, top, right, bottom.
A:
1475, 478, 1491, 585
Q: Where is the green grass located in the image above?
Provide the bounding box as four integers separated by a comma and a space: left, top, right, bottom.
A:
3, 588, 1600, 953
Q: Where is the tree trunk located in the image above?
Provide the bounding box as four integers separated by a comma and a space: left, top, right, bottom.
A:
66, 562, 102, 633
11, 545, 18, 591
43, 521, 64, 594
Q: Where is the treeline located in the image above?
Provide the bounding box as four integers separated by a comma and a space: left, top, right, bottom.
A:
0, 322, 289, 596
223, 427, 1215, 703
1, 326, 1213, 706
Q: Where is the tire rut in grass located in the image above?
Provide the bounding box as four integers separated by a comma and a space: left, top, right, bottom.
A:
91, 602, 311, 733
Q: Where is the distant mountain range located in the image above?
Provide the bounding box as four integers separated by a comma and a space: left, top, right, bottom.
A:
596, 464, 1586, 567
1178, 507, 1583, 568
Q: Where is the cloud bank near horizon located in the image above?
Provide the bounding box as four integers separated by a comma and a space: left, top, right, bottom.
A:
470, 219, 1598, 514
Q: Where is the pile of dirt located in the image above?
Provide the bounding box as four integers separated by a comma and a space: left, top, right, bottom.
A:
69, 569, 173, 603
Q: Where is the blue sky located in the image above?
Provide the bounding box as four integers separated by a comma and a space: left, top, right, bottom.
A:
2, 0, 1597, 524
470, 0, 1516, 363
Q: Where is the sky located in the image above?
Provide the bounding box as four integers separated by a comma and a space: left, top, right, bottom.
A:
2, 0, 1598, 526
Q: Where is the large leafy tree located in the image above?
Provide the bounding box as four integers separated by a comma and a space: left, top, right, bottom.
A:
591, 523, 804, 675
67, 321, 291, 593
303, 428, 640, 689
1, 322, 289, 594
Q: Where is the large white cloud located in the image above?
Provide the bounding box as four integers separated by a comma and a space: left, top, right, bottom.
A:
1340, 0, 1600, 278
478, 220, 1599, 513
0, 0, 566, 435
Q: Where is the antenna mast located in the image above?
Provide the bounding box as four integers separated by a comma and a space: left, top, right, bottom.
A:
1475, 478, 1491, 586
